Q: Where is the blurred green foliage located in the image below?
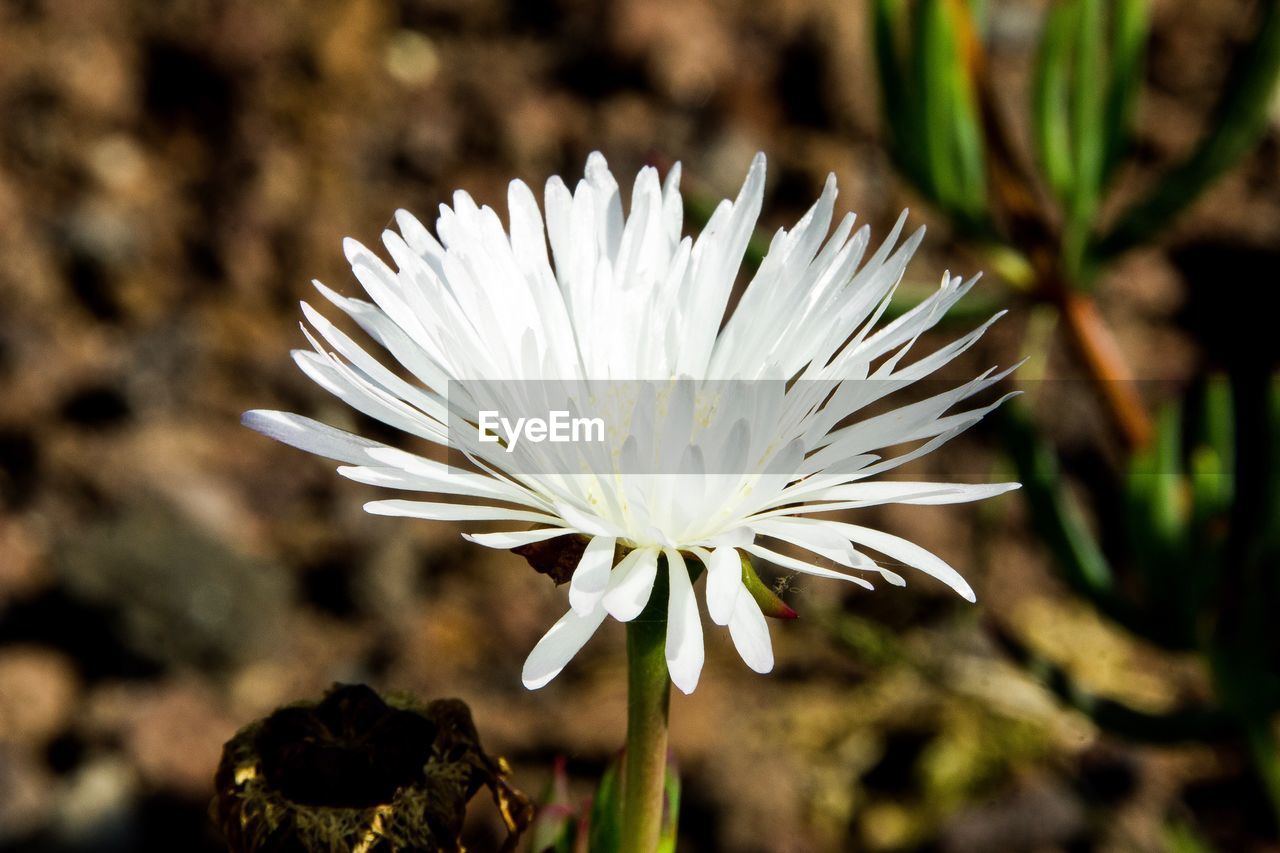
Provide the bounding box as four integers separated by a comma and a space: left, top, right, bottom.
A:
873, 0, 1280, 287
874, 0, 990, 235
1001, 377, 1280, 718
529, 754, 680, 853
872, 0, 1280, 839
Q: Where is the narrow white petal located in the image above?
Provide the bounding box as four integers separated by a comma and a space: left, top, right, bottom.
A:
242, 410, 381, 464
364, 499, 564, 525
602, 547, 659, 622
704, 527, 755, 549
664, 549, 704, 694
361, 446, 539, 505
336, 464, 543, 506
462, 528, 576, 549
827, 523, 977, 602
766, 481, 1018, 510
750, 518, 867, 568
704, 546, 742, 626
554, 500, 621, 538
744, 544, 875, 590
522, 604, 609, 689
570, 536, 617, 615
728, 594, 773, 674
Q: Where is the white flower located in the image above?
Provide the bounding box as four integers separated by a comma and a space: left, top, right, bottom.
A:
244, 152, 1018, 695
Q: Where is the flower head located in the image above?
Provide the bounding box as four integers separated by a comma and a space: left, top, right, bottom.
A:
245, 153, 1018, 694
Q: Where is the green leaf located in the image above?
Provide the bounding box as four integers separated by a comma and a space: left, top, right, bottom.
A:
915, 0, 988, 224
587, 756, 623, 853
999, 403, 1117, 606
943, 0, 989, 222
1092, 0, 1280, 261
1148, 405, 1186, 551
1032, 0, 1079, 201
529, 758, 578, 853
1064, 0, 1106, 277
1262, 377, 1280, 552
873, 0, 990, 232
656, 765, 682, 853
1164, 819, 1217, 853
874, 0, 930, 192
1101, 0, 1150, 182
1186, 394, 1231, 613
1125, 403, 1199, 646
1190, 376, 1234, 524
1245, 720, 1280, 835
916, 0, 960, 207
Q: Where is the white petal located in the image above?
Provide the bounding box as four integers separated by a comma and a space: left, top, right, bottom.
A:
749, 517, 867, 568
664, 549, 704, 694
743, 544, 875, 590
765, 481, 1018, 510
703, 547, 742, 626
242, 410, 381, 464
704, 527, 754, 549
602, 547, 659, 622
827, 523, 977, 602
522, 604, 609, 689
462, 528, 576, 549
553, 500, 621, 538
336, 464, 541, 506
570, 536, 617, 614
361, 446, 538, 505
728, 593, 773, 674
300, 300, 447, 423
364, 499, 564, 525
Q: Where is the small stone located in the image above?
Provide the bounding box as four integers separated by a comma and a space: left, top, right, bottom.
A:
51, 758, 139, 845
0, 646, 79, 746
86, 680, 237, 797
0, 746, 55, 844
384, 30, 440, 88
87, 135, 148, 193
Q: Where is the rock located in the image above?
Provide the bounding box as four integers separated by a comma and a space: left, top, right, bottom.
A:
54, 503, 292, 671
50, 757, 139, 847
0, 745, 56, 844
85, 680, 238, 796
0, 645, 79, 746
939, 775, 1087, 853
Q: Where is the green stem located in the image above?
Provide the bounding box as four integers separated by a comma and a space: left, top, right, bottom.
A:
620, 606, 670, 853
1244, 717, 1280, 828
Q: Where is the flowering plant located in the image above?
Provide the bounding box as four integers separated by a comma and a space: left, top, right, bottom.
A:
246, 153, 1015, 849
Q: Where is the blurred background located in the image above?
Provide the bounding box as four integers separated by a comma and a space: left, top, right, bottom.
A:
1, 0, 1279, 850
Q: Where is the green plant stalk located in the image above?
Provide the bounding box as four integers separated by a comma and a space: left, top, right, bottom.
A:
998, 404, 1116, 601
944, 0, 990, 223
1064, 0, 1105, 280
1093, 0, 1280, 261
917, 0, 958, 207
874, 0, 926, 190
1101, 0, 1149, 181
620, 604, 671, 853
1032, 0, 1079, 201
1245, 716, 1280, 827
